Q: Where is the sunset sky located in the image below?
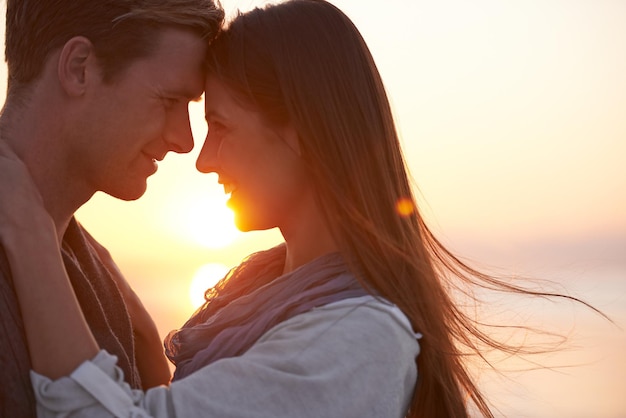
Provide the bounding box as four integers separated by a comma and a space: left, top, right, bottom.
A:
1, 1, 624, 416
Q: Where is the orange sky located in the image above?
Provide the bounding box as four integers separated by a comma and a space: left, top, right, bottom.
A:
1, 1, 624, 416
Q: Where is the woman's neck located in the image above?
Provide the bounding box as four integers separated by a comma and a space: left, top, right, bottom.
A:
280, 211, 338, 275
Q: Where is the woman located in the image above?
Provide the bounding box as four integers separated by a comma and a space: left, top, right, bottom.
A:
0, 0, 596, 417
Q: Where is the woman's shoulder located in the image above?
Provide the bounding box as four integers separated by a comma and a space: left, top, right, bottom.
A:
310, 295, 417, 335
257, 295, 421, 357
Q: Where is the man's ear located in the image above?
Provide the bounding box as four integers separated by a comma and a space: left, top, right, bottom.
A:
57, 36, 98, 97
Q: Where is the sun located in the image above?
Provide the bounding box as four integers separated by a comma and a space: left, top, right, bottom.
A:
181, 193, 241, 248
189, 263, 231, 309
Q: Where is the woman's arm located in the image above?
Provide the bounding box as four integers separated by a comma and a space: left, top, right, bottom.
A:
29, 297, 419, 418
0, 142, 99, 379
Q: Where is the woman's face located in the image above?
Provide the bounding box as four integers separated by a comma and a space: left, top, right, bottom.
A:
197, 76, 311, 233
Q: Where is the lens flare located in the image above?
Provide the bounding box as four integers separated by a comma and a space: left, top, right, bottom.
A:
396, 197, 415, 217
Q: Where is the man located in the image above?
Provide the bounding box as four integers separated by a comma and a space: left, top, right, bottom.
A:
0, 0, 223, 416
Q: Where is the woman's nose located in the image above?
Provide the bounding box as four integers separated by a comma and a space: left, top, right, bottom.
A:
196, 131, 219, 173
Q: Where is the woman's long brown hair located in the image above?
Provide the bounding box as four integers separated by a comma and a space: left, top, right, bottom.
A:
206, 1, 606, 416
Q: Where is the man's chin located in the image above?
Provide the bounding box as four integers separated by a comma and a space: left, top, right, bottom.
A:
106, 184, 148, 202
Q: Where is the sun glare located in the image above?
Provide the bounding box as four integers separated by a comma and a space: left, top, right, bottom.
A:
189, 263, 230, 309
181, 194, 241, 248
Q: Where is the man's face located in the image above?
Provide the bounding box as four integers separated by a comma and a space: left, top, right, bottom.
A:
70, 27, 207, 201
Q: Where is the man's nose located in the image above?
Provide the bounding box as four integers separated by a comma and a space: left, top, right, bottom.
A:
165, 107, 194, 154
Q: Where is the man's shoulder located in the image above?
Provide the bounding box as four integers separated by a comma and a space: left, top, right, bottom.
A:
0, 243, 30, 350
0, 246, 36, 418
0, 244, 25, 331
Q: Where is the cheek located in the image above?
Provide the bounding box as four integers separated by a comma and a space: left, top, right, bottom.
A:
218, 135, 269, 179
231, 158, 307, 224
260, 159, 310, 211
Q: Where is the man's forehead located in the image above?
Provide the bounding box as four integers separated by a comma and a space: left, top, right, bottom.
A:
138, 28, 207, 98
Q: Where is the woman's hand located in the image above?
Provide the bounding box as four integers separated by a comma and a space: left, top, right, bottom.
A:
0, 140, 54, 243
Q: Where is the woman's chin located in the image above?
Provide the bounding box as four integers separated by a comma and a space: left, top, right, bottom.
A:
233, 214, 253, 233
233, 214, 273, 234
